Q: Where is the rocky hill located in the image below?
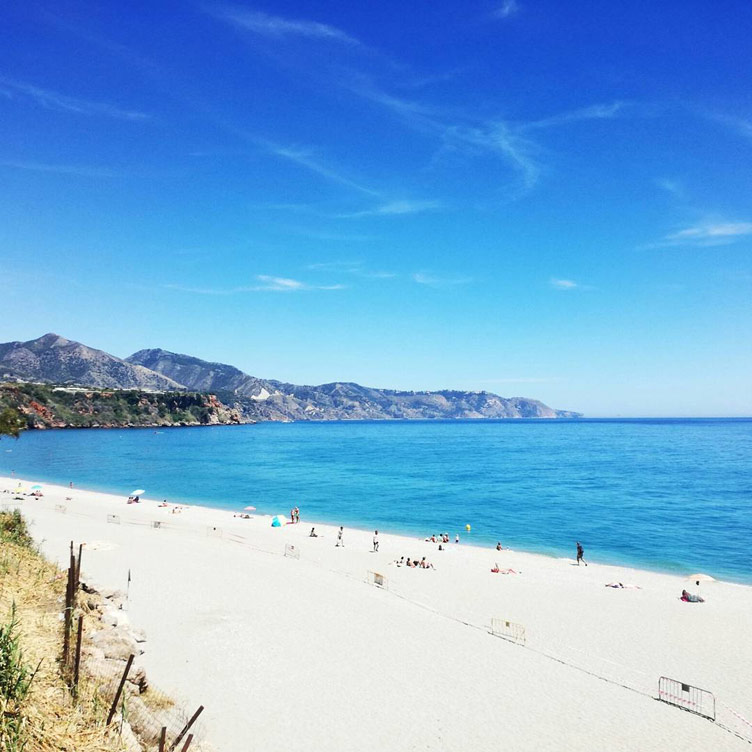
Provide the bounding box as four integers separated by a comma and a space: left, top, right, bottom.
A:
0, 334, 181, 391
0, 334, 581, 422
127, 348, 274, 399
127, 349, 580, 420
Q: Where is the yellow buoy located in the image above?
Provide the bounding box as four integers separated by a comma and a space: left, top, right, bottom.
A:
465, 524, 471, 531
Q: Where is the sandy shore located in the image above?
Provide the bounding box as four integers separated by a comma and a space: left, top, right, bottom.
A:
2, 475, 751, 751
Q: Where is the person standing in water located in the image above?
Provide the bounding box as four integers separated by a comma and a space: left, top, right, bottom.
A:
576, 541, 587, 566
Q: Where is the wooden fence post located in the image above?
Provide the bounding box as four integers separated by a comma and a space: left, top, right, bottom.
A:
75, 543, 83, 590
180, 734, 194, 752
72, 615, 84, 696
168, 706, 204, 752
62, 560, 74, 667
158, 726, 167, 752
106, 654, 134, 725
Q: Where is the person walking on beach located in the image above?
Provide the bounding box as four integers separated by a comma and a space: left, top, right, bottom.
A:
336, 526, 344, 547
576, 541, 587, 566
373, 530, 379, 552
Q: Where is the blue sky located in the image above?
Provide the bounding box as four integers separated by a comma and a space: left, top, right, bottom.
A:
1, 1, 751, 416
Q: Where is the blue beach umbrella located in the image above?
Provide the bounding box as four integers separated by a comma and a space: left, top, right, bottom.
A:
270, 515, 287, 527
31, 484, 43, 490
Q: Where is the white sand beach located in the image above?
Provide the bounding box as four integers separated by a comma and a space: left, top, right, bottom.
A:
2, 475, 751, 751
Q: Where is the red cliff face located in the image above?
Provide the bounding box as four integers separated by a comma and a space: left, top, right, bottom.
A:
22, 400, 66, 429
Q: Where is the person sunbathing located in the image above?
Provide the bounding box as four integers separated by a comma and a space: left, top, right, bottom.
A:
681, 589, 704, 602
605, 582, 642, 589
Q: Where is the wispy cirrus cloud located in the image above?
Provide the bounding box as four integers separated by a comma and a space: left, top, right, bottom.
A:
700, 111, 752, 143
524, 101, 628, 130
493, 0, 520, 19
413, 272, 472, 287
206, 5, 360, 45
307, 260, 396, 278
348, 78, 627, 197
164, 275, 345, 295
550, 278, 579, 289
0, 159, 117, 177
338, 199, 442, 218
259, 139, 380, 197
0, 75, 148, 120
661, 221, 752, 247
655, 178, 685, 199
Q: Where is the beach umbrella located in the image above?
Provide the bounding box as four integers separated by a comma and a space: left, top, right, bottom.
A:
13, 486, 24, 494
688, 573, 715, 583
31, 484, 43, 490
243, 506, 256, 511
270, 515, 287, 527
130, 489, 145, 496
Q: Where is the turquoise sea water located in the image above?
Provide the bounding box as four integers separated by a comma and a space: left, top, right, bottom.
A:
1, 419, 750, 583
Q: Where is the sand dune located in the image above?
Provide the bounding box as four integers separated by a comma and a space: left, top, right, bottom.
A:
2, 476, 750, 751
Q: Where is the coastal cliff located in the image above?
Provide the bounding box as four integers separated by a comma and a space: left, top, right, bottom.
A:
0, 383, 244, 429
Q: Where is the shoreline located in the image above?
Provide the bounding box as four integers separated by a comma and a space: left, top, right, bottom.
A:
3, 471, 749, 586
3, 474, 751, 750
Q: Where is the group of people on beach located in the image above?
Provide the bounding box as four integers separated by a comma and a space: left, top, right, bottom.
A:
289, 507, 300, 524
394, 555, 434, 569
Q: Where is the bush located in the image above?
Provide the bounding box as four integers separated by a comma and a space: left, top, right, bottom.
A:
0, 604, 36, 704
0, 511, 33, 549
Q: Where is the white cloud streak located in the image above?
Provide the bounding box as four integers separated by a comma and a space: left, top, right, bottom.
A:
662, 221, 752, 247
524, 101, 627, 130
307, 261, 396, 278
0, 75, 148, 120
655, 178, 685, 198
550, 278, 578, 289
164, 275, 346, 295
258, 139, 381, 197
207, 5, 359, 45
413, 272, 472, 287
338, 199, 442, 218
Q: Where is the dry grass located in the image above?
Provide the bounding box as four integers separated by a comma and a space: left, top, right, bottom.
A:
0, 514, 126, 752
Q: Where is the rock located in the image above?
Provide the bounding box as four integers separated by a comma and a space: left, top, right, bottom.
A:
119, 720, 144, 752
127, 665, 149, 693
99, 587, 126, 602
91, 629, 143, 660
102, 607, 130, 628
124, 696, 165, 747
130, 627, 147, 643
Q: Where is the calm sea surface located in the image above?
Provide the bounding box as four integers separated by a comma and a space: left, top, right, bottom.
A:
1, 419, 750, 583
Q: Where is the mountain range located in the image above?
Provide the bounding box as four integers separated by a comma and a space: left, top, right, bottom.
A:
0, 334, 581, 421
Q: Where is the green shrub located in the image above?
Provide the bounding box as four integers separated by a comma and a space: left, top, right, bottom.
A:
0, 604, 36, 703
0, 511, 33, 549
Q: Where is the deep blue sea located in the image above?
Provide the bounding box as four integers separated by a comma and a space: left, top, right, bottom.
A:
1, 419, 750, 583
